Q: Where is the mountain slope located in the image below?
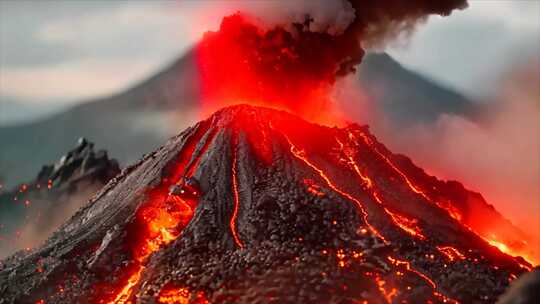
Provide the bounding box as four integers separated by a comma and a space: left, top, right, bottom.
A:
0, 105, 529, 304
0, 138, 120, 258
0, 51, 473, 187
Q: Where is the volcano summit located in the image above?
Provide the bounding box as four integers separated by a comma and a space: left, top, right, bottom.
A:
0, 105, 532, 304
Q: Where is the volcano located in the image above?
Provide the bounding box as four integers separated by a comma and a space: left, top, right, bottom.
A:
0, 105, 532, 304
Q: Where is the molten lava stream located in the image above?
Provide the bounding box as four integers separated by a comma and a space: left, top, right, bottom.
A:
336, 137, 426, 240
281, 132, 387, 243
230, 137, 244, 249
105, 129, 214, 303
436, 246, 465, 262
351, 131, 534, 267
352, 131, 462, 221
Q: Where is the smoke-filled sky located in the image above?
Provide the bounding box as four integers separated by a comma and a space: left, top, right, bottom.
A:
0, 0, 538, 108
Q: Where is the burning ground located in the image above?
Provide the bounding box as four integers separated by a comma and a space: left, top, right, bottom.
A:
0, 105, 533, 304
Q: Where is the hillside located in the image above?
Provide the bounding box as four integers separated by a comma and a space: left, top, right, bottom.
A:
0, 52, 474, 187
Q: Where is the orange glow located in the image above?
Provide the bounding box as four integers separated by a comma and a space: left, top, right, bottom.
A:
230, 144, 244, 249
354, 132, 463, 222
105, 128, 214, 303
374, 275, 398, 303
387, 256, 436, 289
384, 206, 426, 240
283, 133, 387, 243
337, 137, 425, 240
196, 13, 344, 125
483, 236, 534, 270
109, 267, 144, 304
350, 131, 537, 266
303, 178, 325, 197
436, 246, 466, 262
157, 286, 209, 304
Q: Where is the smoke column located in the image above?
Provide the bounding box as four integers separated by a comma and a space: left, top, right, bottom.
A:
195, 0, 468, 123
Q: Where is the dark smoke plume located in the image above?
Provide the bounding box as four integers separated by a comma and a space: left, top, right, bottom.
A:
196, 0, 468, 121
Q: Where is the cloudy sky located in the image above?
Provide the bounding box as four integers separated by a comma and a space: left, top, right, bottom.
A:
0, 0, 539, 108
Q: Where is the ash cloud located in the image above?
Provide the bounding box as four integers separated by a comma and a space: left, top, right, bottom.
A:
195, 0, 467, 121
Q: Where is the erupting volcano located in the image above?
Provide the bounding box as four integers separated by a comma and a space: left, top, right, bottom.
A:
0, 105, 534, 303
1, 0, 537, 303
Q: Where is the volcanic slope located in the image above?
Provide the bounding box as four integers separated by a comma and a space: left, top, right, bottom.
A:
0, 105, 531, 304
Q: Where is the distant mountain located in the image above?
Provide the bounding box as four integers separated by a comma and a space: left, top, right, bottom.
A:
0, 138, 120, 258
0, 51, 474, 187
358, 53, 475, 126
0, 97, 67, 126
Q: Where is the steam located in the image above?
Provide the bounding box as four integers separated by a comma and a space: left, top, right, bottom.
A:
374, 56, 540, 242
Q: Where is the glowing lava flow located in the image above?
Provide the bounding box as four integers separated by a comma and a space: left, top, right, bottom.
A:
157, 286, 209, 304
281, 133, 387, 243
352, 131, 535, 267
230, 144, 244, 249
386, 256, 435, 289
437, 246, 466, 262
105, 129, 215, 304
336, 137, 426, 240
353, 132, 462, 221
373, 274, 398, 303
383, 206, 426, 241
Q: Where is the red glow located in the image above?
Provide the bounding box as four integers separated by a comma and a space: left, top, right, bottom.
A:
230, 142, 244, 249
384, 206, 426, 240
355, 132, 463, 222
336, 136, 425, 240
351, 131, 536, 266
387, 256, 436, 289
196, 14, 344, 125
104, 128, 215, 303
436, 246, 466, 262
282, 132, 387, 243
374, 274, 398, 303
303, 178, 326, 197
157, 285, 209, 304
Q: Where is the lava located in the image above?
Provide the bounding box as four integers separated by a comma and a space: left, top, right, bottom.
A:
373, 274, 398, 303
387, 256, 435, 291
104, 127, 215, 303
383, 207, 426, 240
351, 131, 535, 266
354, 131, 463, 222
230, 139, 244, 249
281, 131, 387, 243
157, 286, 209, 304
336, 136, 426, 240
196, 13, 344, 125
437, 246, 466, 262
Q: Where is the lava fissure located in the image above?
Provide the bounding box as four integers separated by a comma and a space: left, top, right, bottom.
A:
105, 126, 217, 303
336, 136, 426, 240
230, 133, 244, 249
281, 131, 387, 243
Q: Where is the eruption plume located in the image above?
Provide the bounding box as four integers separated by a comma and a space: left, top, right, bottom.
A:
195, 0, 468, 123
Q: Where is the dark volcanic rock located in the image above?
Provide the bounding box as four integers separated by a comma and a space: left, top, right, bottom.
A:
0, 138, 120, 258
0, 105, 530, 304
497, 269, 540, 304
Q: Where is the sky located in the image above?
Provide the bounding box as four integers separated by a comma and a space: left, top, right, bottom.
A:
0, 0, 539, 109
